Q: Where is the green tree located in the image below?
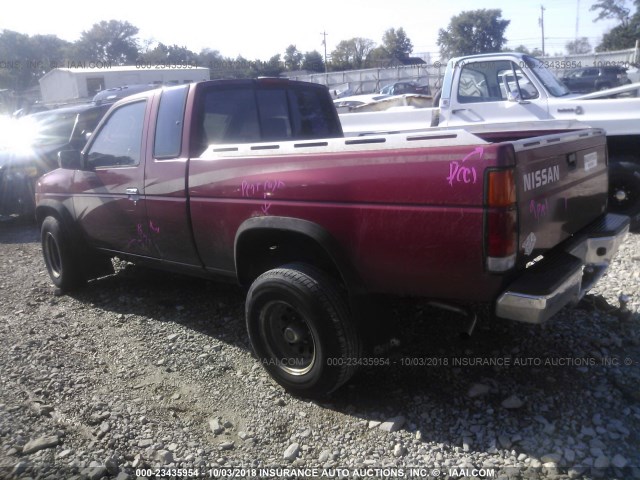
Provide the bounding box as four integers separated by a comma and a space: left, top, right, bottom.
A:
0, 30, 32, 90
330, 37, 375, 70
0, 30, 70, 90
76, 20, 140, 64
301, 50, 324, 72
284, 45, 303, 70
30, 34, 71, 69
590, 0, 632, 24
597, 21, 640, 50
140, 43, 198, 64
381, 28, 413, 59
197, 48, 225, 77
252, 54, 284, 77
565, 37, 592, 54
365, 46, 392, 67
593, 0, 640, 51
513, 44, 530, 54
437, 9, 510, 59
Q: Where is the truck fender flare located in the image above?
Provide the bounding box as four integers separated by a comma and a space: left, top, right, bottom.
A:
35, 200, 86, 248
35, 200, 75, 228
234, 216, 364, 296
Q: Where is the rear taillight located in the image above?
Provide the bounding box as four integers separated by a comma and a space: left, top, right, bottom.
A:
485, 169, 518, 272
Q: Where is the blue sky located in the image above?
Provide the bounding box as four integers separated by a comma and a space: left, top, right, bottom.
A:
0, 0, 625, 60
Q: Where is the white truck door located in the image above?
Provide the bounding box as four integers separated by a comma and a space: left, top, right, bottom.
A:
441, 59, 552, 127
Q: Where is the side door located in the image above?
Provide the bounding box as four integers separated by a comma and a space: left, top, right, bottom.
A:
73, 98, 156, 256
443, 59, 552, 127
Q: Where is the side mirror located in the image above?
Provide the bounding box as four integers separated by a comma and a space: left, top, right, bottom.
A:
58, 150, 83, 170
507, 89, 522, 102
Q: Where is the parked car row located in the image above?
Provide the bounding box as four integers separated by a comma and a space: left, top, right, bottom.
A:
380, 81, 431, 95
1, 85, 160, 218
333, 94, 391, 113
560, 66, 632, 93
0, 103, 111, 216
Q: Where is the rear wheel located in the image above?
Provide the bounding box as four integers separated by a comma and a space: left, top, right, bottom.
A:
608, 161, 640, 230
246, 263, 361, 397
41, 216, 85, 291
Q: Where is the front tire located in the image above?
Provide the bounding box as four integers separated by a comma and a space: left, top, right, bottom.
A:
41, 216, 85, 291
246, 263, 361, 397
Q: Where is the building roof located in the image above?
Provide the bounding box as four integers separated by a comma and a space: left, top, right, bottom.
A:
40, 65, 209, 81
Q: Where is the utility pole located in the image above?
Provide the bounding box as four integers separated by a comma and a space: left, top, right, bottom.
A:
320, 31, 328, 73
539, 5, 546, 56
575, 0, 580, 41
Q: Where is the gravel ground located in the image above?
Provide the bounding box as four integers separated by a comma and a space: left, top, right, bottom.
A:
0, 220, 638, 480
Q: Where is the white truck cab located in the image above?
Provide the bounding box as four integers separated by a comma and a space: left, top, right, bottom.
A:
340, 52, 640, 228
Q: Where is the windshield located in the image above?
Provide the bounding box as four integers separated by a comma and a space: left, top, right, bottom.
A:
524, 55, 571, 97
17, 110, 77, 147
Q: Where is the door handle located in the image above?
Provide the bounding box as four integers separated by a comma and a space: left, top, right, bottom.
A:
557, 106, 584, 115
126, 188, 140, 203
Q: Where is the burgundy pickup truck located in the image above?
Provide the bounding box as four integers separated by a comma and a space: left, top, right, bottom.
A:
36, 78, 629, 396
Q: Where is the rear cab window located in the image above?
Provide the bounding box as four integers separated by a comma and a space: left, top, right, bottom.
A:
192, 80, 341, 155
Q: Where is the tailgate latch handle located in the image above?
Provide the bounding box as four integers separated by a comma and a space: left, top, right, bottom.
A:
566, 153, 577, 169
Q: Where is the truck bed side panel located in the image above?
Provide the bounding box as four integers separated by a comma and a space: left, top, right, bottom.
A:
188, 145, 507, 300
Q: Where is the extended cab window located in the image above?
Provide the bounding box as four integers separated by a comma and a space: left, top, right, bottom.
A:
154, 85, 189, 158
288, 87, 342, 139
193, 82, 342, 155
87, 101, 146, 168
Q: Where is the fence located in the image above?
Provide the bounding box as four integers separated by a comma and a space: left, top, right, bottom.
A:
290, 46, 640, 96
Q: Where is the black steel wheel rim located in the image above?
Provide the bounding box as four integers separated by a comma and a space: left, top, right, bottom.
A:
259, 300, 316, 376
44, 232, 62, 279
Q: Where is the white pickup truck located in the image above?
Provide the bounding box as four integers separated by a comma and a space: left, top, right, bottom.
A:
340, 52, 640, 228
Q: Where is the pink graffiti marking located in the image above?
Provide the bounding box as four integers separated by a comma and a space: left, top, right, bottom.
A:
241, 179, 286, 197
241, 179, 286, 215
529, 198, 549, 222
447, 147, 482, 187
127, 220, 160, 250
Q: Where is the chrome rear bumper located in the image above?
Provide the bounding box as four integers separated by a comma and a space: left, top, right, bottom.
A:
495, 213, 630, 324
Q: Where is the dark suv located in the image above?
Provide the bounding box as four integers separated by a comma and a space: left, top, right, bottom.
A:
0, 103, 110, 216
561, 66, 631, 93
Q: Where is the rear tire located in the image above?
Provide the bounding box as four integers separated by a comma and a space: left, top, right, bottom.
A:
246, 263, 361, 397
41, 216, 85, 291
608, 161, 640, 231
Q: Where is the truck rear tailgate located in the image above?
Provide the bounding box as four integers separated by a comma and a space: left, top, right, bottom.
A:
513, 128, 609, 262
